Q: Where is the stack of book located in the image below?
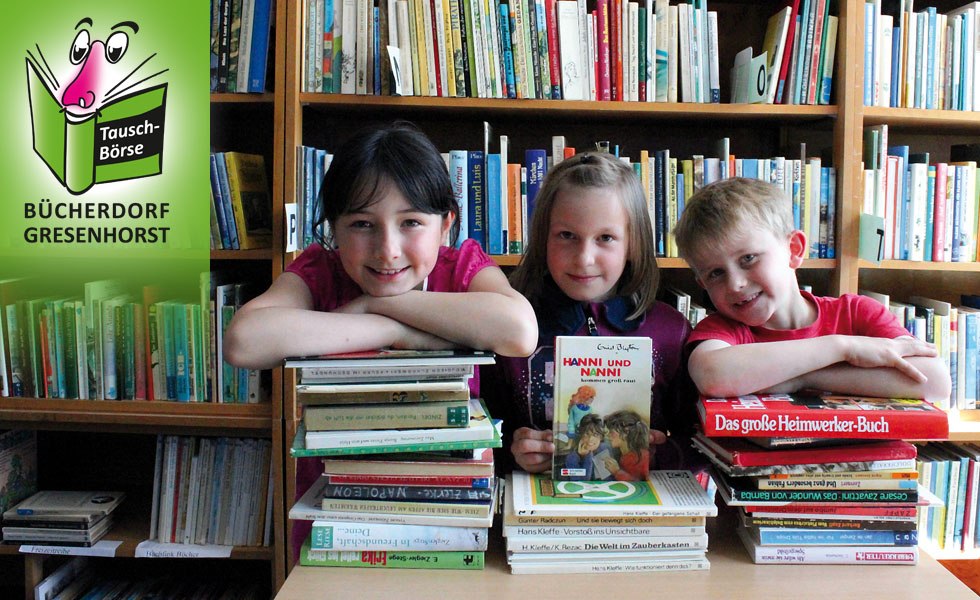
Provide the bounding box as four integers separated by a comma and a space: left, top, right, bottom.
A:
287, 349, 501, 570
503, 470, 716, 574
696, 392, 949, 565
2, 490, 125, 547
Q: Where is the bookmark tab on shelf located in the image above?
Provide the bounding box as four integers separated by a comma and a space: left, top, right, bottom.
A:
20, 540, 122, 557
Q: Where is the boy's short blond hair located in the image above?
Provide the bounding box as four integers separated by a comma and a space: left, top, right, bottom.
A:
673, 177, 795, 263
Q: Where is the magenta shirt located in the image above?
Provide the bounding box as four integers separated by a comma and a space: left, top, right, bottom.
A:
285, 239, 495, 561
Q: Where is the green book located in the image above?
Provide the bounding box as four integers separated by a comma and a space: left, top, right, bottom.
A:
26, 58, 166, 195
300, 538, 484, 570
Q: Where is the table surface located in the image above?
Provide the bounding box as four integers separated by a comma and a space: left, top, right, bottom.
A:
276, 508, 979, 600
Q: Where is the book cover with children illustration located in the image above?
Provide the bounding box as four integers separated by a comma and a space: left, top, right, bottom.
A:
551, 336, 652, 481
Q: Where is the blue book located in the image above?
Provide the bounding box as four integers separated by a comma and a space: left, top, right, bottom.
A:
944, 446, 971, 549
924, 165, 936, 261
215, 153, 239, 249
486, 154, 503, 255
175, 303, 190, 402
742, 158, 759, 180
467, 150, 486, 251
826, 166, 836, 258
818, 167, 829, 258
676, 173, 685, 219
965, 311, 978, 410
322, 0, 335, 92
303, 146, 316, 248
449, 150, 469, 247
247, 0, 273, 91
913, 11, 925, 108
890, 26, 901, 107
209, 154, 232, 249
524, 149, 547, 238
795, 0, 814, 105
499, 3, 517, 98
888, 146, 909, 259
925, 7, 937, 109
863, 1, 874, 106
654, 150, 666, 256
951, 166, 963, 262
374, 6, 381, 94
755, 528, 918, 547
162, 302, 177, 401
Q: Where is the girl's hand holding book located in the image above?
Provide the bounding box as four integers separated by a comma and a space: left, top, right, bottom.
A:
512, 427, 554, 473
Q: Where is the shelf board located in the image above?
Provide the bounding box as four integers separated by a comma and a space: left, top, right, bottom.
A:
300, 94, 837, 122
0, 398, 273, 434
211, 92, 275, 104
211, 248, 275, 260
947, 411, 980, 442
859, 259, 980, 272
863, 106, 980, 130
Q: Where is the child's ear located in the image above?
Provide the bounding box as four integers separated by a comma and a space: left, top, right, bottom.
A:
441, 212, 455, 245
788, 230, 807, 267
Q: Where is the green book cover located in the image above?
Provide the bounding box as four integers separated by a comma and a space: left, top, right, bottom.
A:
300, 538, 485, 569
26, 59, 167, 195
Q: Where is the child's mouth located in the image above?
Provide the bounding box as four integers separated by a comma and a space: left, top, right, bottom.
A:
735, 292, 760, 308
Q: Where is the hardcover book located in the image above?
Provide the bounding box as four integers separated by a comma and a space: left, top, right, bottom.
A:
296, 385, 470, 406
692, 433, 918, 477
5, 490, 125, 519
286, 348, 494, 383
303, 399, 471, 430
321, 446, 495, 478
510, 471, 717, 517
697, 392, 949, 440
551, 335, 652, 481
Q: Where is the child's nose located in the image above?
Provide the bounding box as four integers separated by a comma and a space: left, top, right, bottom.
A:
376, 227, 401, 260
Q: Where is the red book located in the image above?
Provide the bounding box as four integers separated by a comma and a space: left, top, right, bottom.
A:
322, 447, 495, 478
698, 393, 949, 440
611, 0, 622, 101
693, 433, 917, 469
933, 162, 947, 261
544, 0, 562, 99
325, 474, 490, 487
596, 0, 611, 100
775, 0, 802, 104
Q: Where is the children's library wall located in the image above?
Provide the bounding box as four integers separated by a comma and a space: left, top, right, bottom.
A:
1, 0, 980, 597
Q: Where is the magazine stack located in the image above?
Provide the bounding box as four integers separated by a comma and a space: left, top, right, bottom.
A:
2, 490, 125, 547
695, 392, 950, 564
503, 471, 716, 574
286, 349, 501, 570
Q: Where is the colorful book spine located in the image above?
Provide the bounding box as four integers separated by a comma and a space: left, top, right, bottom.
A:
321, 482, 493, 502
310, 520, 488, 551
301, 539, 485, 569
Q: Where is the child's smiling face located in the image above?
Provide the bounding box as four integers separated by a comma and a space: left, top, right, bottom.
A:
333, 184, 453, 297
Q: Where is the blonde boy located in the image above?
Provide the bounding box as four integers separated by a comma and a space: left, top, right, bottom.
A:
672, 178, 950, 403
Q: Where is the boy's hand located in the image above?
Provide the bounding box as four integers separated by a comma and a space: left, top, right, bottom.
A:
842, 336, 938, 383
512, 427, 554, 473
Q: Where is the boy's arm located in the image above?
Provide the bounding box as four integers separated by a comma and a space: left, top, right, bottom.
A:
689, 335, 939, 398
336, 266, 539, 357
223, 273, 450, 369
795, 354, 951, 404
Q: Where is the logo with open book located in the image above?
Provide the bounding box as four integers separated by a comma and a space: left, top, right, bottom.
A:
26, 16, 168, 194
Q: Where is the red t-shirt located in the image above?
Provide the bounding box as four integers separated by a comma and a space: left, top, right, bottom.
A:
687, 292, 910, 348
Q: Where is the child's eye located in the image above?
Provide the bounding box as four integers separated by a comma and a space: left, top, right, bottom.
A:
349, 220, 373, 229
706, 269, 724, 281
598, 234, 616, 243
556, 231, 576, 240
740, 254, 757, 266
402, 219, 423, 228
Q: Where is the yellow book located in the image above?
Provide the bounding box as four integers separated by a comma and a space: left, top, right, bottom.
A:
223, 153, 272, 250
440, 0, 457, 97
413, 0, 430, 95
640, 149, 650, 208
668, 157, 678, 257
801, 162, 811, 258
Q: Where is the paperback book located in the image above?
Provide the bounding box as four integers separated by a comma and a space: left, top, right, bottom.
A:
698, 393, 949, 440
303, 399, 471, 431
285, 349, 494, 383
321, 447, 495, 478
510, 471, 717, 518
550, 335, 653, 481
300, 538, 485, 569
321, 482, 494, 502
309, 520, 488, 551
5, 490, 125, 518
749, 527, 918, 546
736, 526, 918, 565
293, 399, 500, 456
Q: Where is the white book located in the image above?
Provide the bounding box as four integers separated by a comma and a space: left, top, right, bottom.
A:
706, 10, 719, 102
310, 519, 488, 551
879, 15, 893, 107
485, 0, 503, 98
678, 3, 691, 102
432, 0, 449, 96
7, 490, 125, 520
341, 0, 358, 93
507, 548, 705, 563
468, 0, 488, 98
506, 532, 708, 553
763, 7, 791, 104
503, 523, 705, 538
946, 4, 979, 111
510, 471, 716, 517
33, 556, 89, 600
575, 0, 593, 99
907, 161, 928, 261
420, 0, 438, 96
558, 1, 586, 99
304, 397, 493, 450
509, 558, 709, 574
667, 4, 678, 102
355, 0, 371, 94
737, 525, 918, 564
290, 476, 496, 527
396, 0, 414, 95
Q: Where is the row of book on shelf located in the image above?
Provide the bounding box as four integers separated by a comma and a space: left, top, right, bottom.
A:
300, 0, 836, 105
0, 276, 264, 403
862, 132, 979, 263
210, 0, 275, 93
859, 290, 980, 412
209, 152, 273, 251
294, 130, 837, 259
863, 1, 980, 111
149, 435, 274, 547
